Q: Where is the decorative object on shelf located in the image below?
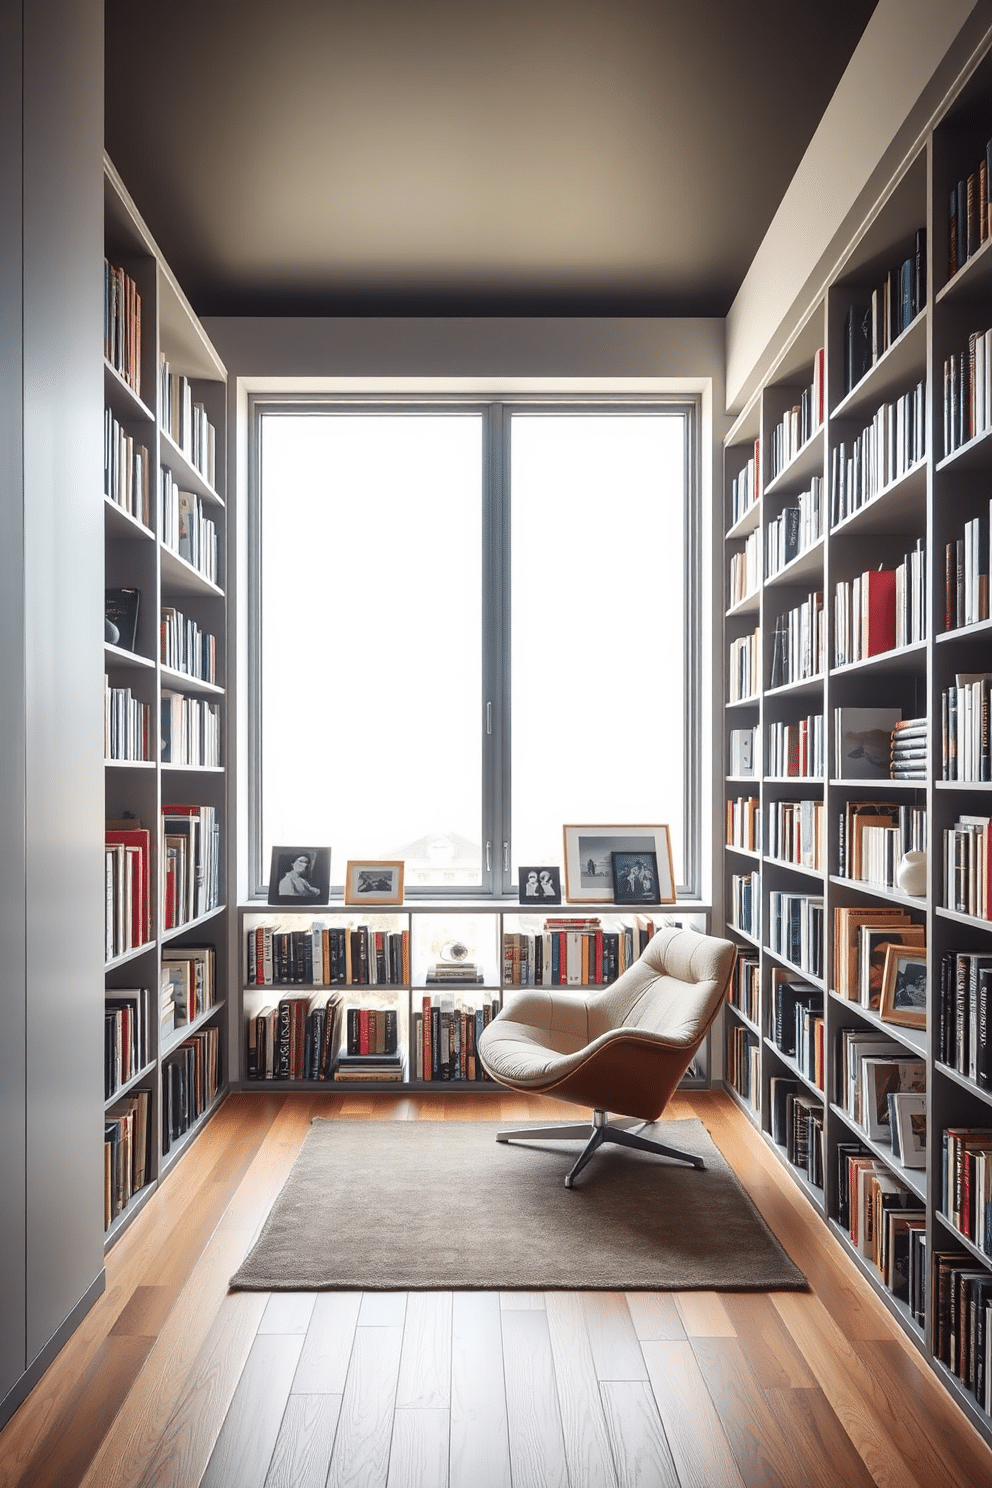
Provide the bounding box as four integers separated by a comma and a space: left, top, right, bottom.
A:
105, 586, 140, 651
267, 846, 330, 906
427, 938, 482, 985
880, 945, 928, 1030
343, 859, 404, 906
895, 849, 927, 897
611, 850, 661, 905
562, 824, 675, 905
517, 865, 561, 905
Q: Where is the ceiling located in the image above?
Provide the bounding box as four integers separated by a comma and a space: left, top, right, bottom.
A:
105, 0, 878, 320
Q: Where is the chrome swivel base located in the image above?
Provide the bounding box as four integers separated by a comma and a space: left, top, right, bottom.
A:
496, 1107, 706, 1188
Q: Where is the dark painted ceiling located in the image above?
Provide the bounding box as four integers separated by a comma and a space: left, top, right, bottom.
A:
105, 0, 878, 318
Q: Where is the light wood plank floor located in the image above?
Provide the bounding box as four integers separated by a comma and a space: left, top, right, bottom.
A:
2, 1088, 992, 1488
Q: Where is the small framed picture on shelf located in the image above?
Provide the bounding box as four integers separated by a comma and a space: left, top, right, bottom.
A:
880, 945, 927, 1029
518, 866, 562, 905
105, 586, 141, 651
889, 1090, 927, 1168
267, 847, 331, 906
611, 850, 661, 905
563, 824, 676, 904
344, 860, 404, 906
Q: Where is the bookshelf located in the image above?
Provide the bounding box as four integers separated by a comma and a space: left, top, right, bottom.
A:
722, 43, 992, 1442
239, 904, 710, 1090
103, 157, 229, 1248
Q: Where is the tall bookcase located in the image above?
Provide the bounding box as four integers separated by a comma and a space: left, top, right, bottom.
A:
722, 43, 992, 1444
103, 157, 229, 1248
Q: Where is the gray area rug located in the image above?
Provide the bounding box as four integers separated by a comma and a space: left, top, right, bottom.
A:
230, 1118, 805, 1291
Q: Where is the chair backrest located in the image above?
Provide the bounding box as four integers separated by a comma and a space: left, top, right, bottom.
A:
590, 924, 736, 1048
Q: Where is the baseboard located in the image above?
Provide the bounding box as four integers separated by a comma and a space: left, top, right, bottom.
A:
0, 1268, 106, 1433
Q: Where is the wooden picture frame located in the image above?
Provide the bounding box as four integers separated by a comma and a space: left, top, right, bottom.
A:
880, 945, 927, 1029
267, 847, 331, 906
562, 825, 675, 904
344, 860, 405, 906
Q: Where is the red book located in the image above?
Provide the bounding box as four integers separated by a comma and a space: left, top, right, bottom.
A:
422, 994, 432, 1082
105, 828, 151, 943
359, 1007, 370, 1056
595, 931, 604, 984
862, 568, 897, 656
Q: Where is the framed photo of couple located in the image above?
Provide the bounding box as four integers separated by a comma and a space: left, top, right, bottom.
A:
562, 825, 676, 905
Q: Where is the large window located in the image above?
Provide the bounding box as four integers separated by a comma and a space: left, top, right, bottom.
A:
249, 397, 699, 897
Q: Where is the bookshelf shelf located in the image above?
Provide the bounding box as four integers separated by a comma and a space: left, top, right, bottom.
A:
103, 154, 229, 1248
722, 40, 992, 1441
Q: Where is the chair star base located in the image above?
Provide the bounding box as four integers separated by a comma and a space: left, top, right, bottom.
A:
495, 1108, 706, 1188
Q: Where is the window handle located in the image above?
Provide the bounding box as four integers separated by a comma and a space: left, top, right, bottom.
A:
486, 841, 492, 872
503, 842, 509, 872
486, 701, 492, 735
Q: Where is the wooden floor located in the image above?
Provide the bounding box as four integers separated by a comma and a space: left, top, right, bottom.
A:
2, 1090, 992, 1488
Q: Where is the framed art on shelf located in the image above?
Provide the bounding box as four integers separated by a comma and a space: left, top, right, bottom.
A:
563, 825, 675, 904
518, 866, 562, 905
267, 847, 331, 906
344, 860, 405, 906
880, 945, 927, 1029
611, 850, 661, 905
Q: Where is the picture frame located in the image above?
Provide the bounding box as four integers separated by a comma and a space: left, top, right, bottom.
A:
267, 847, 331, 906
611, 850, 661, 905
880, 945, 928, 1029
889, 1090, 927, 1168
517, 865, 562, 906
344, 860, 405, 906
562, 825, 676, 904
857, 926, 924, 1010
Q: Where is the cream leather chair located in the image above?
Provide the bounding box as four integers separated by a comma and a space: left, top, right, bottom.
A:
478, 924, 736, 1187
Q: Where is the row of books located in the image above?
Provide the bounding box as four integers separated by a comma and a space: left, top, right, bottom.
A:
105, 820, 152, 961
728, 626, 760, 703
725, 796, 758, 853
943, 506, 991, 631
771, 975, 823, 1089
768, 350, 824, 481
943, 1128, 992, 1257
770, 1077, 823, 1187
833, 545, 927, 667
104, 407, 151, 526
728, 527, 760, 608
933, 1249, 992, 1416
829, 379, 926, 527
413, 994, 500, 1082
765, 478, 823, 579
765, 800, 825, 873
728, 438, 760, 529
161, 690, 221, 768
104, 1089, 150, 1230
833, 905, 924, 1004
161, 944, 217, 1042
104, 678, 152, 763
944, 814, 992, 921
163, 1026, 221, 1153
728, 725, 756, 777
837, 799, 927, 890
104, 258, 142, 397
246, 992, 344, 1080
768, 591, 824, 689
937, 949, 992, 1086
838, 1027, 925, 1147
839, 1147, 923, 1298
105, 990, 147, 1099
730, 870, 759, 940
948, 146, 992, 276
943, 328, 992, 457
159, 355, 217, 487
725, 1024, 759, 1107
245, 923, 410, 987
160, 470, 220, 584
942, 673, 991, 782
766, 714, 823, 779
163, 802, 221, 930
768, 890, 823, 977
161, 605, 218, 684
502, 917, 656, 986
842, 231, 926, 395
728, 950, 759, 1025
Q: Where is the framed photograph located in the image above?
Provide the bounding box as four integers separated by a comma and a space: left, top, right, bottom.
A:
857, 926, 924, 1010
563, 825, 676, 904
518, 865, 562, 906
889, 1090, 927, 1168
611, 850, 661, 905
267, 847, 331, 906
344, 860, 405, 906
880, 946, 928, 1029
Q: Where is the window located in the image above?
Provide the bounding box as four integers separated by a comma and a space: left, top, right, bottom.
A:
249, 397, 699, 898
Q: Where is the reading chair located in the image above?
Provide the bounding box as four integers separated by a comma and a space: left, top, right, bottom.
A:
477, 924, 736, 1188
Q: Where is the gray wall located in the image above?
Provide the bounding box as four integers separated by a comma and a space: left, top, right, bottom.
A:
0, 0, 105, 1419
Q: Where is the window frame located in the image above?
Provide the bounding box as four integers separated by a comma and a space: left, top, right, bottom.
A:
246, 392, 701, 900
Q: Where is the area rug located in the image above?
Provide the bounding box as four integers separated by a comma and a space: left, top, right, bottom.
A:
229, 1118, 805, 1291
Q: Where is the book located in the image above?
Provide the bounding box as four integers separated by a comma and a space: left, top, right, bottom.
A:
105, 587, 140, 651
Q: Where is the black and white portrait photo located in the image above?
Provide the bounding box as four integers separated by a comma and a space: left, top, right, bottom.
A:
518, 865, 561, 905
267, 846, 331, 906
611, 850, 661, 905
